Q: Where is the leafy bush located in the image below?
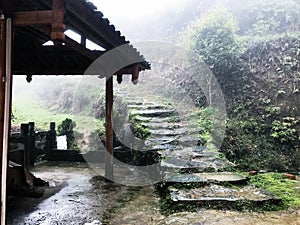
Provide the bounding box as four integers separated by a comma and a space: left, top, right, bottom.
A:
183, 6, 241, 78
57, 118, 77, 150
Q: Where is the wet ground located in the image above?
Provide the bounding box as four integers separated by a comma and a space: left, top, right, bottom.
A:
6, 162, 300, 225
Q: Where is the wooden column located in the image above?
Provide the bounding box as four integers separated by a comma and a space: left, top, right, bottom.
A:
105, 76, 114, 180
0, 18, 6, 225
0, 19, 6, 173
1, 18, 12, 225
21, 124, 30, 170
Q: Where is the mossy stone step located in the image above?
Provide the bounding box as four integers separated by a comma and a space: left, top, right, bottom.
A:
130, 109, 177, 118
169, 184, 279, 203
164, 172, 248, 184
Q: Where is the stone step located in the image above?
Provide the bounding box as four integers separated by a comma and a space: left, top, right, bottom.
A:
168, 147, 226, 160
178, 136, 201, 147
146, 137, 179, 146
164, 172, 248, 184
169, 184, 279, 204
127, 104, 166, 110
146, 136, 201, 147
161, 157, 234, 172
133, 115, 181, 123
150, 144, 183, 151
149, 128, 188, 137
141, 122, 182, 129
130, 109, 177, 118
125, 100, 144, 105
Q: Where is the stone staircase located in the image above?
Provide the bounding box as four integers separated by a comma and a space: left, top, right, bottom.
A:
115, 92, 280, 212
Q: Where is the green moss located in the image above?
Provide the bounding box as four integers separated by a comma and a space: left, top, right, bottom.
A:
249, 173, 300, 209
131, 123, 151, 140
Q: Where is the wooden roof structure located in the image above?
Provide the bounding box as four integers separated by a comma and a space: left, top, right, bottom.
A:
2, 0, 150, 76
0, 1, 151, 223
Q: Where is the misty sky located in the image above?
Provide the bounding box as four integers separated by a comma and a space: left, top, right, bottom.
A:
93, 0, 183, 21
91, 0, 185, 42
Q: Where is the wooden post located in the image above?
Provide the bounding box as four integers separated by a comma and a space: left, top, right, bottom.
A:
49, 122, 57, 150
0, 19, 6, 177
105, 76, 114, 180
21, 123, 29, 169
1, 17, 12, 225
28, 122, 35, 165
0, 17, 6, 225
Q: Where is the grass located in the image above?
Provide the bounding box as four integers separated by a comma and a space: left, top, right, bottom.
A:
249, 173, 300, 209
12, 92, 101, 133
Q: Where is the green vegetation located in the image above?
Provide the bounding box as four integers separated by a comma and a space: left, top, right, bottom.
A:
249, 173, 300, 209
12, 0, 300, 173
183, 6, 241, 78
181, 1, 300, 172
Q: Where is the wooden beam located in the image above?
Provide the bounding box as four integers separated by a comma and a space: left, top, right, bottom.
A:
64, 35, 99, 60
105, 76, 114, 180
13, 11, 53, 26
34, 26, 100, 60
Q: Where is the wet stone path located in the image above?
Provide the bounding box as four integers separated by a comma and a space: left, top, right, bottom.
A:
6, 162, 300, 225
118, 92, 280, 209
7, 92, 300, 224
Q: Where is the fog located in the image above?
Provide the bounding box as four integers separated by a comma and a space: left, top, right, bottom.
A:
92, 0, 300, 42
12, 0, 300, 127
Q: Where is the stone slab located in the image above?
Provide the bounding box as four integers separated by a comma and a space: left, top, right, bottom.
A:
169, 184, 277, 202
164, 172, 247, 184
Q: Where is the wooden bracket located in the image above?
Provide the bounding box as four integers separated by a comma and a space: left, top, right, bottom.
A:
51, 0, 66, 43
13, 0, 66, 43
131, 64, 139, 85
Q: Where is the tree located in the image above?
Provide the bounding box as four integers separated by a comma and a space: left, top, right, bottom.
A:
183, 6, 241, 78
231, 0, 300, 35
